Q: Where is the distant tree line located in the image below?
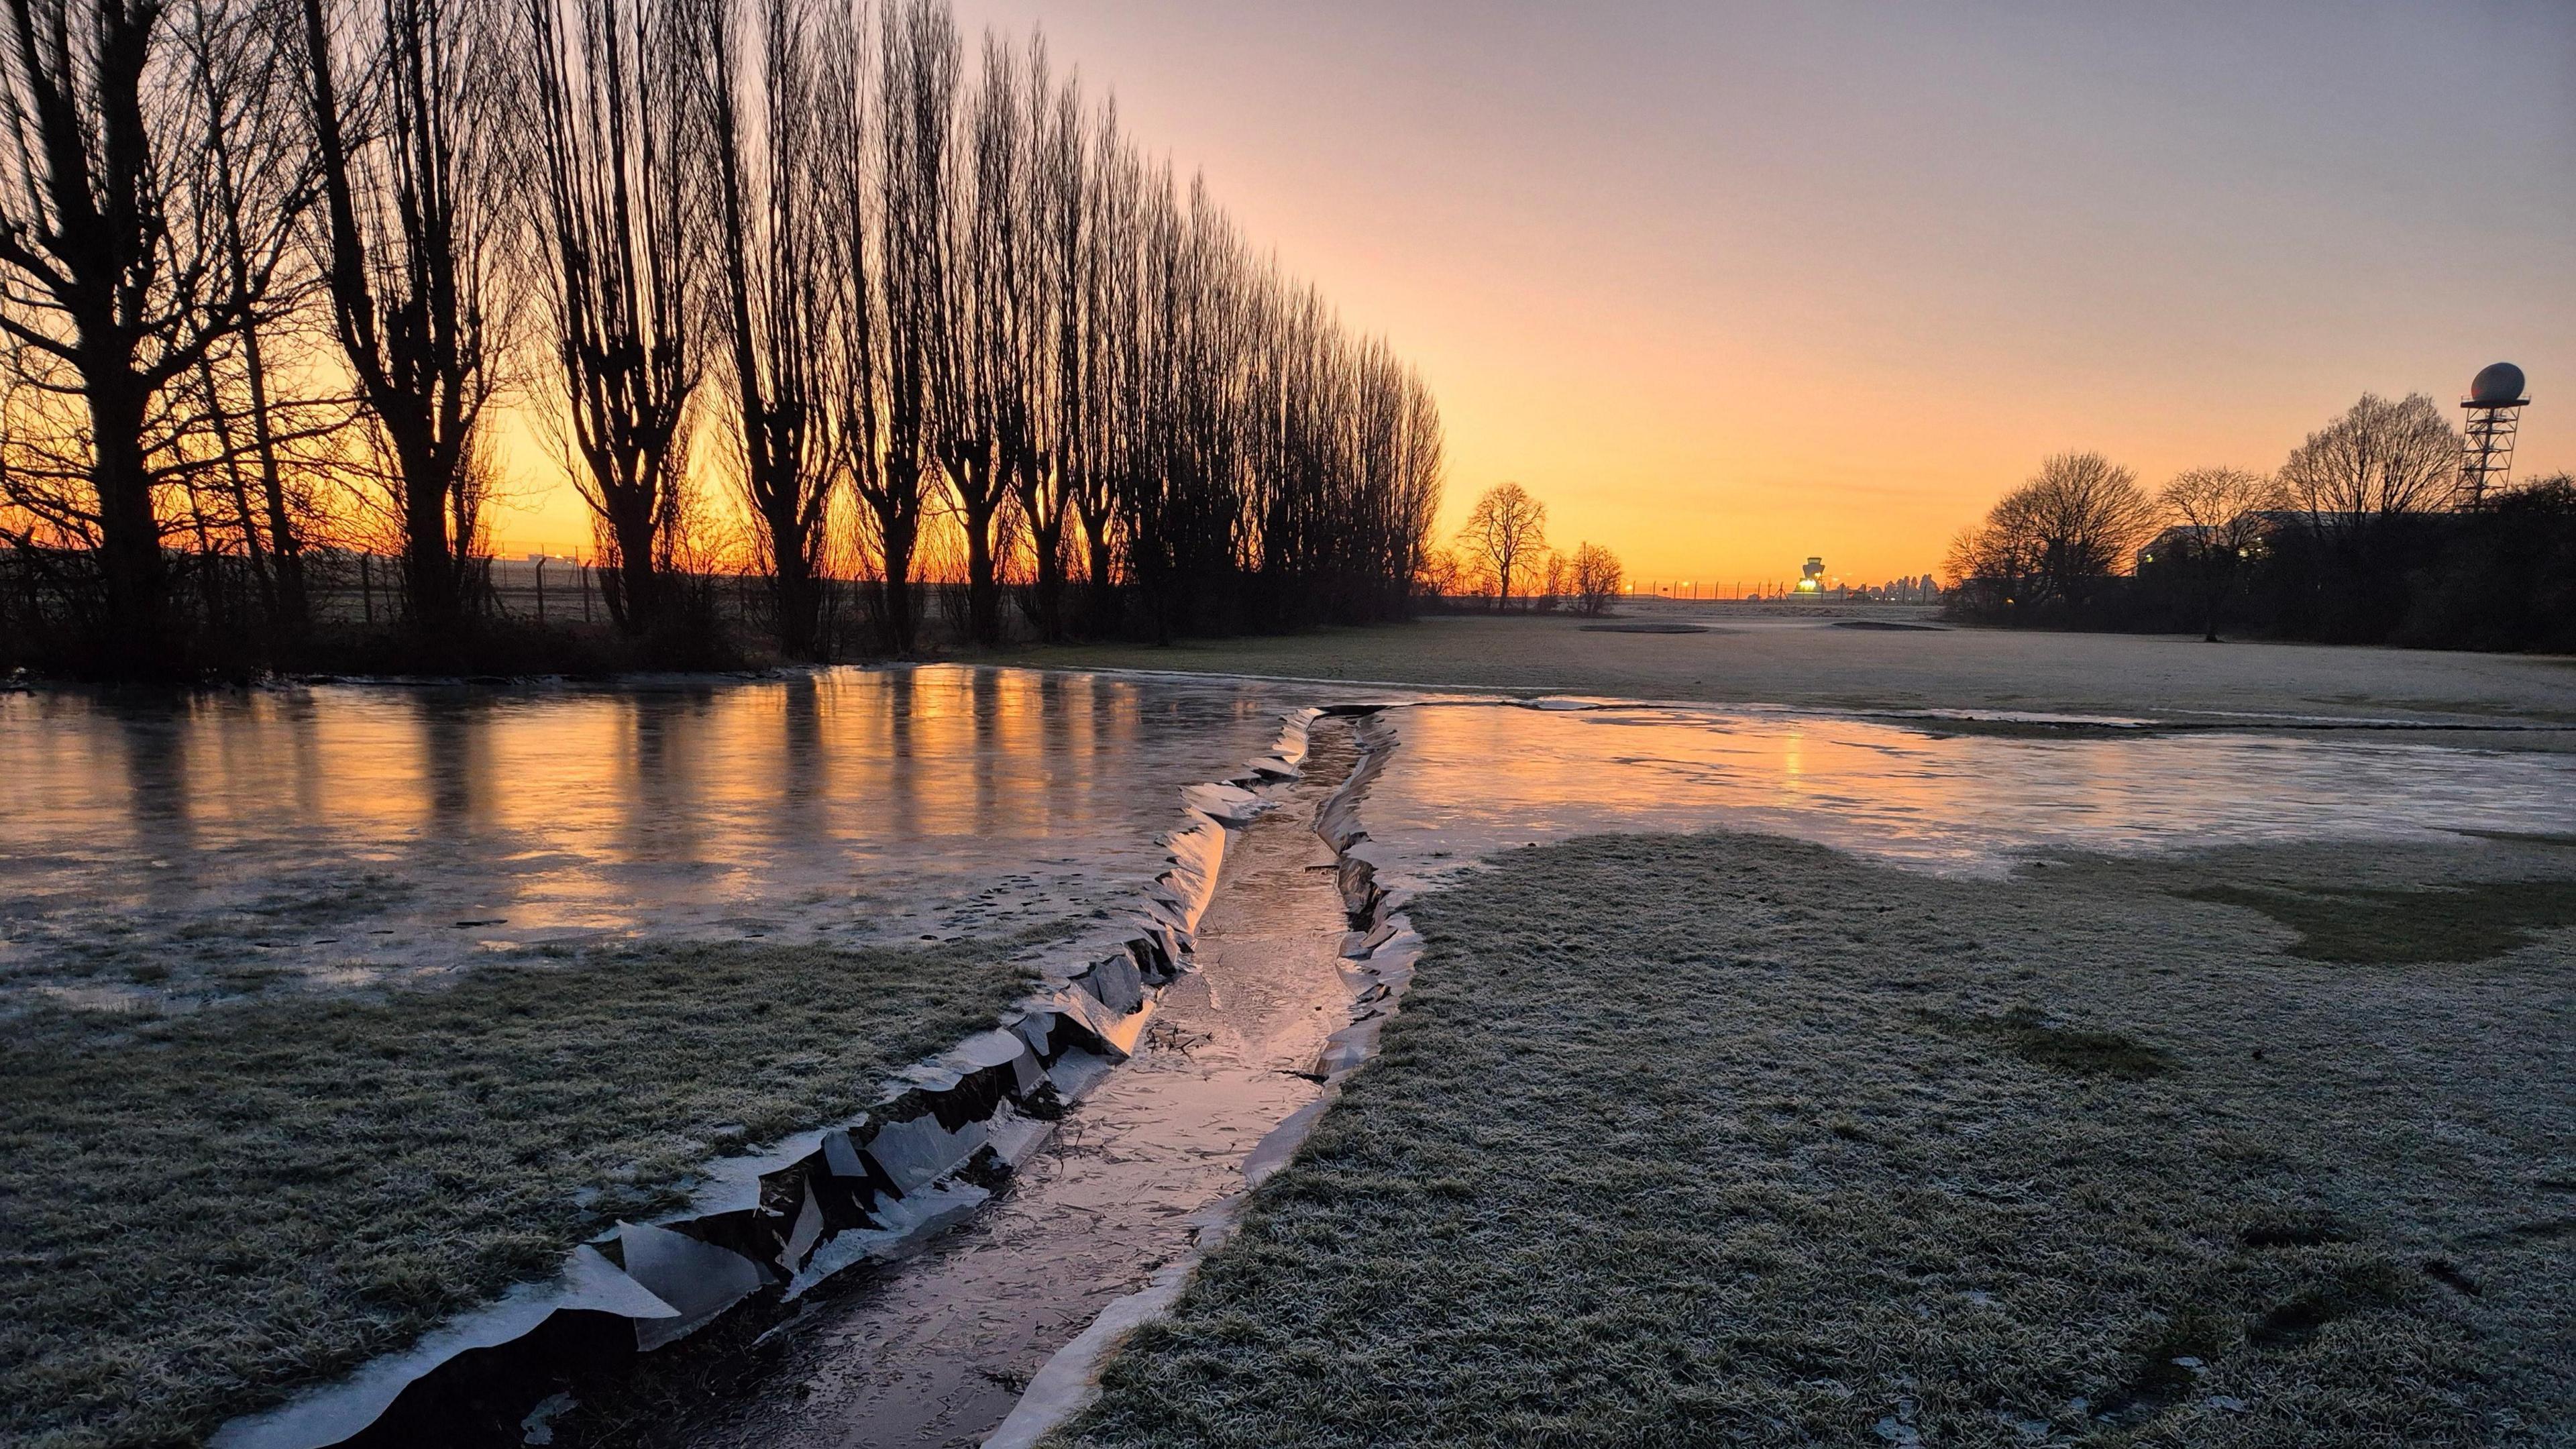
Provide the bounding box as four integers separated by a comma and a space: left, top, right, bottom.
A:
1415, 480, 1623, 617
0, 0, 1442, 678
1943, 392, 2576, 652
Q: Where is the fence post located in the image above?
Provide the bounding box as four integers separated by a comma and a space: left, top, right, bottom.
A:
535, 558, 547, 625
360, 554, 373, 625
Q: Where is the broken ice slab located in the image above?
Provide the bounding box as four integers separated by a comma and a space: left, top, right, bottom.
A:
782, 1179, 990, 1299
891, 1027, 1043, 1097
820, 1126, 871, 1181
1180, 781, 1265, 825
861, 1112, 990, 1196
985, 1108, 1056, 1168
1045, 1045, 1113, 1101
777, 1191, 826, 1272
1091, 999, 1158, 1060
1342, 920, 1399, 959
209, 1246, 678, 1449
619, 1222, 767, 1351
1081, 954, 1146, 1015
1311, 1018, 1383, 1081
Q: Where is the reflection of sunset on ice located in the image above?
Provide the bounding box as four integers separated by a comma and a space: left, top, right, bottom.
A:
3, 0, 2571, 1443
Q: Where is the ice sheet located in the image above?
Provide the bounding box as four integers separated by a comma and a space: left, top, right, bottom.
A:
0, 666, 1314, 1007
1362, 700, 2576, 884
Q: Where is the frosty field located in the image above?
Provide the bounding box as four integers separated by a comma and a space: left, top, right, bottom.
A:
7, 624, 2573, 1448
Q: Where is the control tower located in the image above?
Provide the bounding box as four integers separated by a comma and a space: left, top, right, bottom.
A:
1794, 557, 1825, 594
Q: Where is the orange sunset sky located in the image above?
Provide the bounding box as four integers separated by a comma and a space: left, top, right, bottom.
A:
492, 1, 2575, 590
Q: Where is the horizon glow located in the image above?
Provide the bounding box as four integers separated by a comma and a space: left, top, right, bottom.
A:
491, 0, 2576, 590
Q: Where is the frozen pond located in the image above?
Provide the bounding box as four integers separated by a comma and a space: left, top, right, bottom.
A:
1360, 700, 2576, 888
0, 667, 1315, 1008
13, 671, 2575, 1014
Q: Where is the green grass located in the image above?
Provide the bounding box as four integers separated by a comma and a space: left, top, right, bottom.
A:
1061, 835, 2575, 1448
1, 936, 1040, 1449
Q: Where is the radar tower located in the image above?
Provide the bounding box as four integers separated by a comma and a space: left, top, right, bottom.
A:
2457, 362, 2528, 509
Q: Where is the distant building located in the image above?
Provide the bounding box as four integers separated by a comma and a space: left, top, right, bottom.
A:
2138, 512, 2380, 572
2135, 525, 2216, 572
1795, 556, 1825, 594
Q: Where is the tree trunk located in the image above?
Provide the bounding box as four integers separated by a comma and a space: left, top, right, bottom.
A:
773, 535, 818, 659
1028, 497, 1066, 642
398, 433, 461, 633
86, 374, 170, 669
965, 506, 1000, 646
877, 509, 918, 655
959, 455, 1003, 647
612, 506, 661, 635
1079, 506, 1116, 637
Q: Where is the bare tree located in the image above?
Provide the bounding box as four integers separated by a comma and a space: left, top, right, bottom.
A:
1458, 480, 1544, 610
1999, 451, 2152, 607
0, 0, 304, 667
1944, 487, 2035, 607
1413, 545, 1460, 602
1021, 42, 1079, 641
297, 0, 508, 633
0, 0, 1447, 672
940, 30, 1018, 647
1067, 101, 1136, 635
853, 0, 955, 655
1944, 453, 2153, 611
523, 0, 701, 637
2157, 464, 2278, 641
1570, 540, 1621, 616
2279, 392, 2460, 541
699, 0, 831, 657
177, 0, 323, 643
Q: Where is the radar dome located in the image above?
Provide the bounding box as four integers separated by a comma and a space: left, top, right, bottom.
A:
2469, 362, 2526, 407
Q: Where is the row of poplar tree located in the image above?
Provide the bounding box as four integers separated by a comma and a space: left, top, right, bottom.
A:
0, 0, 1444, 672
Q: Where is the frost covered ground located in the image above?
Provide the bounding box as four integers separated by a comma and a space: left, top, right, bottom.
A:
1021, 621, 2576, 1447
9, 635, 2573, 1448
1063, 831, 2576, 1448
3, 936, 1035, 1449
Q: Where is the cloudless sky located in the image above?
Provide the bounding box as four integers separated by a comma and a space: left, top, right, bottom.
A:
500, 1, 2575, 590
